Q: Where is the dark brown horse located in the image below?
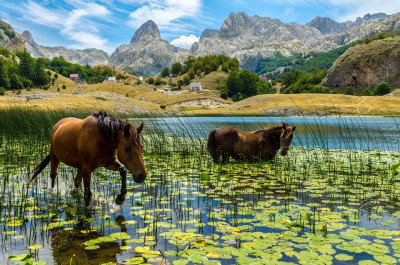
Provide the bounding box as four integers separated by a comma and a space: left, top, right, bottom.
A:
207, 122, 296, 163
30, 111, 147, 205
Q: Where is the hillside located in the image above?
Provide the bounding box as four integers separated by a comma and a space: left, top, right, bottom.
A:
324, 36, 400, 88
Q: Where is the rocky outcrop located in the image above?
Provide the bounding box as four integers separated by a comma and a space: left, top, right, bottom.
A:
191, 12, 322, 71
308, 13, 400, 53
199, 29, 219, 41
323, 36, 400, 88
22, 30, 109, 66
306, 13, 388, 35
190, 12, 396, 71
0, 18, 108, 67
108, 20, 190, 76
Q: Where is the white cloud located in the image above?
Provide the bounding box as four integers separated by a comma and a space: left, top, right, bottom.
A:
171, 34, 199, 49
128, 0, 202, 31
13, 1, 113, 52
327, 0, 400, 22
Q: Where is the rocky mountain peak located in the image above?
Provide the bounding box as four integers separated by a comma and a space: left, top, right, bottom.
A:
199, 29, 219, 41
220, 12, 253, 38
21, 30, 34, 44
130, 20, 161, 44
306, 16, 349, 35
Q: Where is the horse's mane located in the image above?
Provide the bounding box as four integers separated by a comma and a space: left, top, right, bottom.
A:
92, 111, 125, 140
254, 125, 283, 134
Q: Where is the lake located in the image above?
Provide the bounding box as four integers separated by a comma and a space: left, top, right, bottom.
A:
132, 116, 400, 151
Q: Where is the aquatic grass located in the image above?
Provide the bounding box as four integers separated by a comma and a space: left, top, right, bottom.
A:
1, 110, 400, 264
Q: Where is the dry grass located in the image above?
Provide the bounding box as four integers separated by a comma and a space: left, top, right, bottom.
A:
2, 69, 400, 116
183, 93, 400, 116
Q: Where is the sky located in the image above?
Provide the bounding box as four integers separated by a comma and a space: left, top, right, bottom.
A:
1, 0, 399, 54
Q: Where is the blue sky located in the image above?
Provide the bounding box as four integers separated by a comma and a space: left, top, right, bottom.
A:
1, 0, 399, 53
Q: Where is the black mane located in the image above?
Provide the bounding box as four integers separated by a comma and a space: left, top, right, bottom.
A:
92, 111, 125, 140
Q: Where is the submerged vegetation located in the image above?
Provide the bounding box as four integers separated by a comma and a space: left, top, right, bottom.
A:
1, 108, 400, 265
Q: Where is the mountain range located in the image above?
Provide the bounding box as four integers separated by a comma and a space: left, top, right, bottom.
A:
1, 12, 399, 75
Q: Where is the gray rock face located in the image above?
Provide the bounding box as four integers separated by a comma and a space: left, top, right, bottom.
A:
306, 17, 352, 35
130, 20, 161, 43
0, 20, 109, 67
22, 30, 109, 66
109, 20, 189, 75
192, 12, 322, 71
324, 36, 400, 88
199, 29, 219, 41
306, 13, 388, 35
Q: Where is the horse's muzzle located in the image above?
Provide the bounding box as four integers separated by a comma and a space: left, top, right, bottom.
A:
280, 149, 288, 156
133, 173, 147, 183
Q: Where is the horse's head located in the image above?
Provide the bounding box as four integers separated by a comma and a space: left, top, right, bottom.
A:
117, 123, 147, 183
279, 122, 296, 156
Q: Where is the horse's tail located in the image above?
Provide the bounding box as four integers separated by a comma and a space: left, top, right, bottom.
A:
207, 129, 217, 154
29, 155, 50, 184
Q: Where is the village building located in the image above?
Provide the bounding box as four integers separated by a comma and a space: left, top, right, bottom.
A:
190, 82, 202, 91
104, 76, 116, 83
260, 77, 268, 81
138, 76, 144, 81
69, 74, 83, 83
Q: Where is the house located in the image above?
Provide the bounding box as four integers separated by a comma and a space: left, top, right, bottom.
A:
260, 77, 268, 81
138, 76, 144, 81
104, 76, 116, 83
69, 74, 82, 83
190, 82, 202, 91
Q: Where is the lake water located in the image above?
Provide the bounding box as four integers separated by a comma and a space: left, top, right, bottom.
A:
132, 116, 400, 151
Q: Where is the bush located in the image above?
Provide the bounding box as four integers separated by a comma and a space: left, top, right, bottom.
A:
154, 78, 162, 86
373, 82, 391, 96
160, 104, 166, 110
146, 77, 155, 84
361, 88, 372, 96
220, 91, 228, 99
160, 67, 170, 78
344, 86, 355, 95
62, 84, 66, 89
0, 87, 5, 96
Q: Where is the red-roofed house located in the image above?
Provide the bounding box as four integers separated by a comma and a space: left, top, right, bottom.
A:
69, 74, 82, 83
260, 77, 268, 81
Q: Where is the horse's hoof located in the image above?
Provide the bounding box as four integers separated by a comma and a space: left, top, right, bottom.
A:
115, 194, 125, 205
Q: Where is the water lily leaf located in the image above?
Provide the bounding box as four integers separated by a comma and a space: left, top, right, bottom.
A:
172, 259, 189, 265
85, 245, 100, 250
28, 245, 43, 250
335, 253, 353, 261
135, 246, 151, 253
124, 257, 145, 264
120, 246, 132, 250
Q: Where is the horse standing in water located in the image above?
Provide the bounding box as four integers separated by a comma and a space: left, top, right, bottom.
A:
207, 122, 296, 163
30, 111, 147, 205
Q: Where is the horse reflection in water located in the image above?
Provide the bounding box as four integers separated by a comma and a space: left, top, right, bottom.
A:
51, 215, 127, 264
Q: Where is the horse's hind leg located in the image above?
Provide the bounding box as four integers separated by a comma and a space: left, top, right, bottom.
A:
74, 168, 82, 189
50, 153, 60, 189
222, 153, 229, 164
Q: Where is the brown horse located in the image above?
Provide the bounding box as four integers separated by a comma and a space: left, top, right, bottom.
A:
30, 111, 147, 205
207, 122, 296, 163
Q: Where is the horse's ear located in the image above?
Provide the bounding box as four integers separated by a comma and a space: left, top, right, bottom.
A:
280, 121, 287, 130
137, 123, 144, 135
123, 124, 132, 138
292, 126, 296, 132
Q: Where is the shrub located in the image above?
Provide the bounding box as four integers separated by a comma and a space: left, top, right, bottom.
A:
220, 91, 228, 99
62, 84, 66, 89
373, 82, 391, 96
146, 77, 155, 84
160, 104, 166, 110
344, 86, 355, 95
361, 88, 372, 96
154, 77, 162, 86
160, 67, 170, 78
331, 89, 339, 94
0, 87, 5, 96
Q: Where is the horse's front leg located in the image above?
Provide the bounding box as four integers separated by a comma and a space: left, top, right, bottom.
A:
82, 165, 94, 206
105, 160, 127, 205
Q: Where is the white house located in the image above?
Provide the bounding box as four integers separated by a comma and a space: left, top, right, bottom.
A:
104, 76, 116, 83
139, 76, 144, 81
190, 82, 202, 91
